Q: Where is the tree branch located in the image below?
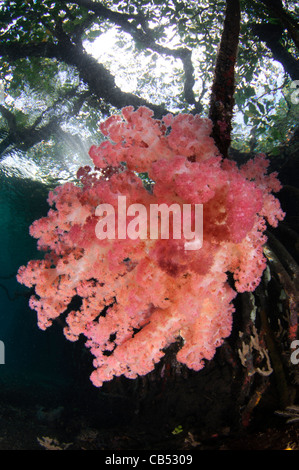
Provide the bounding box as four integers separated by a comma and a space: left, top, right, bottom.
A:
61, 0, 139, 27
60, 0, 201, 111
0, 86, 92, 158
208, 0, 241, 158
252, 23, 299, 80
0, 41, 167, 118
0, 105, 17, 134
0, 42, 62, 61
1, 0, 200, 115
259, 0, 299, 51
59, 44, 167, 117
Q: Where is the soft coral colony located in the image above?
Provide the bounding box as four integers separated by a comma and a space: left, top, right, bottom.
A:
17, 106, 285, 387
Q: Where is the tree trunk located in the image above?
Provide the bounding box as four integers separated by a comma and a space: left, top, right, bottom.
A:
208, 0, 241, 158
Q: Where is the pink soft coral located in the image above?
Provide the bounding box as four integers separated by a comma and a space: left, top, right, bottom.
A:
17, 106, 285, 387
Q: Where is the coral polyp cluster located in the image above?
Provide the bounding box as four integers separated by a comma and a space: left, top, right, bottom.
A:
17, 106, 284, 387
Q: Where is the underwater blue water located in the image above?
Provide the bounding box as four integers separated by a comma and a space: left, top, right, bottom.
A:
0, 173, 83, 391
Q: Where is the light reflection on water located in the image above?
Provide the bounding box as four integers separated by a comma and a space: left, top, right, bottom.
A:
0, 142, 92, 186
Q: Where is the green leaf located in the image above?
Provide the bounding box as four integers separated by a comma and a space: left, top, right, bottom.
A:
256, 102, 265, 114
268, 17, 281, 25
248, 102, 257, 115
85, 29, 102, 40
